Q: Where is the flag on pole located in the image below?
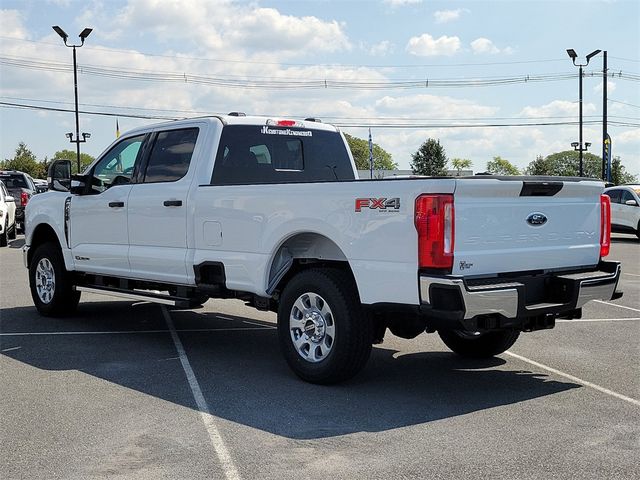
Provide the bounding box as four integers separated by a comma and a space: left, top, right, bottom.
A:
116, 118, 120, 138
604, 134, 612, 183
368, 128, 374, 179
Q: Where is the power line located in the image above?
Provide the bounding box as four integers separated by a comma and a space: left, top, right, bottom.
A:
5, 54, 631, 91
609, 99, 640, 109
2, 96, 638, 122
2, 100, 638, 129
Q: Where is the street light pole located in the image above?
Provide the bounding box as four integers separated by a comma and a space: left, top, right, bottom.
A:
566, 48, 601, 177
52, 26, 93, 174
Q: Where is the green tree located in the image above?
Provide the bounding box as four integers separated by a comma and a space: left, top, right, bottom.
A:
525, 150, 601, 177
410, 138, 447, 176
344, 133, 397, 171
451, 158, 472, 176
0, 142, 47, 178
610, 156, 637, 185
486, 156, 520, 175
52, 149, 95, 174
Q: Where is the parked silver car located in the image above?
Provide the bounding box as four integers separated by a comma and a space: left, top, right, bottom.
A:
604, 185, 640, 238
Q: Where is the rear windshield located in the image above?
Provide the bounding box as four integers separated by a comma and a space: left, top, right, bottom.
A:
211, 125, 355, 185
0, 174, 27, 188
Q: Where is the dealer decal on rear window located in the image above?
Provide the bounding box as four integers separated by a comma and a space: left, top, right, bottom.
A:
260, 126, 313, 137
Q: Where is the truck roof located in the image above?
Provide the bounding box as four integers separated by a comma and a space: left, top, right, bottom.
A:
123, 114, 340, 137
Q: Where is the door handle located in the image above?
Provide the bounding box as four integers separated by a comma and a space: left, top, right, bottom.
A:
108, 201, 125, 208
163, 200, 183, 207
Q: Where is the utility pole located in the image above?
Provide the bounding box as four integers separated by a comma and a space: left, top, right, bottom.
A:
602, 50, 608, 181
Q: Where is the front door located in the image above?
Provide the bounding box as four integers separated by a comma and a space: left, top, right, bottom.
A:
70, 134, 146, 276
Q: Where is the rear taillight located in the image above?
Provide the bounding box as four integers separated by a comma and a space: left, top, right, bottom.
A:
600, 194, 611, 258
21, 191, 29, 207
415, 194, 455, 270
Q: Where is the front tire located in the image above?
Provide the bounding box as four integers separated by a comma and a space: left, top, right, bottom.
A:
277, 268, 372, 384
438, 329, 520, 358
29, 242, 80, 317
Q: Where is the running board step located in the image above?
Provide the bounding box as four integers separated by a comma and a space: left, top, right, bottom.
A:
75, 285, 195, 308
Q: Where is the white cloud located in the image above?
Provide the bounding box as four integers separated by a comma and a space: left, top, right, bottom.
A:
0, 9, 29, 39
470, 37, 514, 55
406, 34, 461, 56
365, 40, 394, 56
111, 0, 350, 56
470, 38, 499, 54
594, 80, 617, 94
519, 100, 596, 118
375, 94, 498, 118
615, 128, 640, 145
384, 0, 423, 6
433, 8, 468, 24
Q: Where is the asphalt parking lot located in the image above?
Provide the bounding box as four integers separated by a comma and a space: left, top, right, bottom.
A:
1, 235, 639, 480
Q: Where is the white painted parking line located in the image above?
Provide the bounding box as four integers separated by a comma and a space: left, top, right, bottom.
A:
242, 319, 277, 329
623, 273, 640, 277
162, 306, 241, 480
1, 346, 21, 352
594, 300, 640, 313
557, 317, 640, 323
0, 327, 273, 336
504, 351, 640, 407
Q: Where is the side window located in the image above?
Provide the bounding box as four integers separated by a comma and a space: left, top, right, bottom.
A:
92, 134, 145, 192
621, 190, 635, 204
605, 189, 621, 203
143, 128, 199, 183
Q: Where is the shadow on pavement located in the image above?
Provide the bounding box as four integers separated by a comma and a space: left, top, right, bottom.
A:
1, 302, 580, 439
8, 237, 25, 249
611, 235, 639, 244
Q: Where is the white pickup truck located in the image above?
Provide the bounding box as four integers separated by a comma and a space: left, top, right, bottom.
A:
24, 114, 622, 383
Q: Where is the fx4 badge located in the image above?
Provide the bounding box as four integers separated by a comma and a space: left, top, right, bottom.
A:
355, 197, 401, 213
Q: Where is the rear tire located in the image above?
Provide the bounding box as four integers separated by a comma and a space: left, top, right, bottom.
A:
29, 242, 80, 317
438, 329, 520, 358
277, 268, 372, 384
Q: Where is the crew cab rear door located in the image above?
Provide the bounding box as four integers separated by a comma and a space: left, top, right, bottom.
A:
452, 178, 604, 276
127, 126, 201, 284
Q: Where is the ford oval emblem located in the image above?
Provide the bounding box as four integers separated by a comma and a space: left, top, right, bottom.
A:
526, 212, 547, 226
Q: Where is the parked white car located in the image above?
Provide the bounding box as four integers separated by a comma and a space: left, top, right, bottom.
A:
604, 185, 640, 238
0, 180, 17, 246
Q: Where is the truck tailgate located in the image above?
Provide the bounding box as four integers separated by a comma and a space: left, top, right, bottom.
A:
452, 178, 604, 276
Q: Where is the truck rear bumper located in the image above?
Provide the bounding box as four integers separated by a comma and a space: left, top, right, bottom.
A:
419, 261, 622, 330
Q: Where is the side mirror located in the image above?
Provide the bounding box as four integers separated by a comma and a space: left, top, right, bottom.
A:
5, 195, 15, 203
625, 199, 638, 207
48, 159, 71, 192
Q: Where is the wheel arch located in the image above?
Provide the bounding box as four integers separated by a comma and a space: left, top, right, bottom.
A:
28, 223, 69, 269
266, 232, 359, 300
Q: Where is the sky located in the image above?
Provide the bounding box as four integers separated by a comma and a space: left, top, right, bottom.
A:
1, 0, 639, 177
